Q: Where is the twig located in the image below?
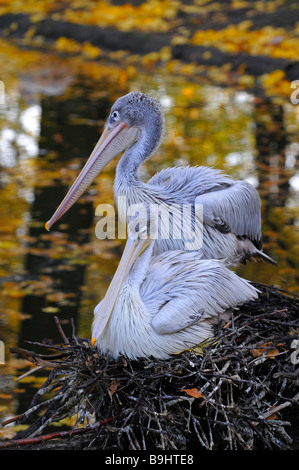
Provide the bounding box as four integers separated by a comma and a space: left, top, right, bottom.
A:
9, 347, 69, 369
192, 416, 209, 449
0, 417, 115, 449
260, 402, 292, 420
1, 394, 63, 429
238, 309, 288, 330
54, 316, 70, 345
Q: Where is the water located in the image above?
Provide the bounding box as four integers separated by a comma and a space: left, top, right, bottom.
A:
0, 42, 298, 437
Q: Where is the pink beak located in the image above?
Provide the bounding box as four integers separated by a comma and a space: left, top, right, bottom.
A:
45, 121, 140, 231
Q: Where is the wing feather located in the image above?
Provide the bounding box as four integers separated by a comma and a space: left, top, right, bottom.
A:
147, 165, 232, 202
195, 181, 262, 248
148, 167, 262, 248
141, 254, 259, 335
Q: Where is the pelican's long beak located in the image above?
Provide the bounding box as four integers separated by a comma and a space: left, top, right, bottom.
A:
45, 122, 140, 231
91, 234, 150, 344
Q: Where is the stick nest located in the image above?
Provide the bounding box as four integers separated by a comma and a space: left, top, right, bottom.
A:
1, 283, 299, 450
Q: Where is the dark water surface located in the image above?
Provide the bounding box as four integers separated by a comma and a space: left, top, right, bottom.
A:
0, 44, 298, 436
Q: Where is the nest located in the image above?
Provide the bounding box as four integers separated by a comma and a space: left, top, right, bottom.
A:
1, 283, 299, 450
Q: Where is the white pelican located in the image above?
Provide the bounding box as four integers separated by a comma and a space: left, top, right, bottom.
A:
91, 209, 259, 359
45, 91, 276, 264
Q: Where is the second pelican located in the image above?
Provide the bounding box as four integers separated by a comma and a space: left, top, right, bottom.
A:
91, 210, 259, 359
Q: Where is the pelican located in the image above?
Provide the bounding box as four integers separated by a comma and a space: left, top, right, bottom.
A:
91, 209, 259, 359
45, 91, 276, 264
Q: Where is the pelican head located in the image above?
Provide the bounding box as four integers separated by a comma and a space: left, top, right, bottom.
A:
91, 204, 158, 345
45, 92, 165, 231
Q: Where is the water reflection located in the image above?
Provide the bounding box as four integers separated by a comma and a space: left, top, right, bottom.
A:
20, 78, 110, 344
0, 50, 298, 434
256, 98, 290, 208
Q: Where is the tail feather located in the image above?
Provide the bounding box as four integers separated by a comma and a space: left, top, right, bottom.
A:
223, 250, 277, 267
250, 249, 277, 266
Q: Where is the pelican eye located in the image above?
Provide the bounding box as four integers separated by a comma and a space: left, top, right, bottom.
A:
111, 110, 120, 121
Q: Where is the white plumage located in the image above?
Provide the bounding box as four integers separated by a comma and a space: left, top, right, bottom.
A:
92, 214, 259, 359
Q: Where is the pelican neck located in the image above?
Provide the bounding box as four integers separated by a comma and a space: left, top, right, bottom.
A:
115, 118, 163, 182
